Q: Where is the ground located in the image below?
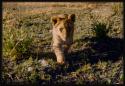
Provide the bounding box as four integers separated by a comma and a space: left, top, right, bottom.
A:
2, 2, 123, 85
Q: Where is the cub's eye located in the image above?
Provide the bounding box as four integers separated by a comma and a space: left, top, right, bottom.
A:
59, 28, 63, 32
53, 19, 57, 25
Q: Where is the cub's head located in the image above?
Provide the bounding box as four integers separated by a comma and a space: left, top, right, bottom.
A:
51, 14, 75, 42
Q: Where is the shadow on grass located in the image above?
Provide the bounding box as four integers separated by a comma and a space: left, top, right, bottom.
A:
61, 36, 123, 73
68, 36, 123, 63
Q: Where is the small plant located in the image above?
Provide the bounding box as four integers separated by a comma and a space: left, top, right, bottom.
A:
3, 26, 33, 61
28, 71, 41, 84
112, 3, 123, 15
15, 37, 32, 56
76, 78, 84, 85
91, 22, 110, 40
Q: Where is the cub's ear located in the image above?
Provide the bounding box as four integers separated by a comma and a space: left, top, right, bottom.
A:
51, 16, 58, 25
68, 14, 75, 22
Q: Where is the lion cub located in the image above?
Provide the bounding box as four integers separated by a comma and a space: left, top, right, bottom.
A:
51, 14, 75, 64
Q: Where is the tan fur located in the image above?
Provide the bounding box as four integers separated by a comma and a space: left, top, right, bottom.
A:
51, 14, 75, 64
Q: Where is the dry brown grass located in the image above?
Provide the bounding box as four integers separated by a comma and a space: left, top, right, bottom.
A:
3, 2, 122, 17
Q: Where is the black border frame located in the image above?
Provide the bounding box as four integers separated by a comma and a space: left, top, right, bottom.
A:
1, 0, 124, 86
2, 0, 124, 2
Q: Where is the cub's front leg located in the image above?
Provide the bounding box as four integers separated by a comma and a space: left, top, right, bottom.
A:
53, 44, 65, 64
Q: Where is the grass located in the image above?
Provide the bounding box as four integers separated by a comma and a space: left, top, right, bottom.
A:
91, 22, 110, 40
2, 2, 123, 85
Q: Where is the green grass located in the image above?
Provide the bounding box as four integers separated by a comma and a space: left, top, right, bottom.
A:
91, 22, 110, 40
2, 2, 123, 85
